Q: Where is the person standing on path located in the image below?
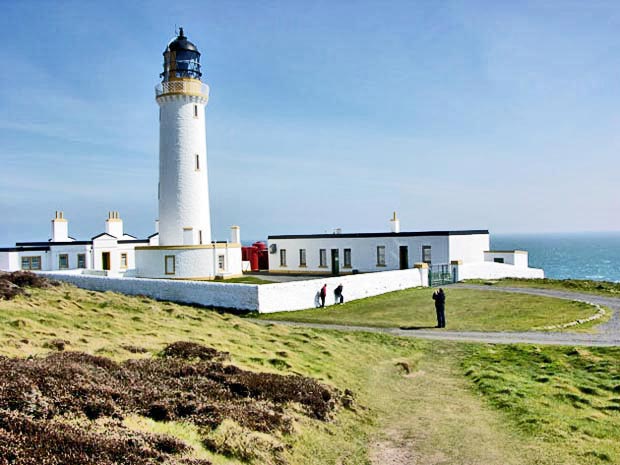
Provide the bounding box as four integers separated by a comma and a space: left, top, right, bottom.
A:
320, 284, 327, 308
432, 288, 446, 328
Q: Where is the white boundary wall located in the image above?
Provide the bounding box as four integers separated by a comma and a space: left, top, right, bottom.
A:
258, 268, 428, 313
39, 267, 427, 313
39, 271, 258, 310
456, 262, 544, 280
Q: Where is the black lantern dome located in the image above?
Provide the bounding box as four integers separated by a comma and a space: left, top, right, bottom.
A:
161, 28, 202, 82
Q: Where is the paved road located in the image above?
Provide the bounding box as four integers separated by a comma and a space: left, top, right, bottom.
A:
257, 285, 620, 347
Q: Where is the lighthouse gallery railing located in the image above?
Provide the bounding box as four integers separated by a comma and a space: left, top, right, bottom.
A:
155, 81, 209, 98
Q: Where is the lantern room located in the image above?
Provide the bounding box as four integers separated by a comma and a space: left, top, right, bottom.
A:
161, 27, 202, 82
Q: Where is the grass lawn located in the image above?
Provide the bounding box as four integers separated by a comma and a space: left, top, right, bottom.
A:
462, 343, 620, 464
465, 277, 620, 296
257, 287, 603, 331
1, 282, 619, 464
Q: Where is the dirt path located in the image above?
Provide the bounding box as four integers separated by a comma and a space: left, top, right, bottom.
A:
367, 344, 559, 465
259, 286, 620, 347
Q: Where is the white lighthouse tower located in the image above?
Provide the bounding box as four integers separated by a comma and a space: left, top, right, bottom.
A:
136, 29, 242, 279
157, 28, 211, 246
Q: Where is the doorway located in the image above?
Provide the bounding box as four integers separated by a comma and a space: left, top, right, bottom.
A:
399, 246, 409, 270
331, 249, 339, 276
102, 252, 111, 271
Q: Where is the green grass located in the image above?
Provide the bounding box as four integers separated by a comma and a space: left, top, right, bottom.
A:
465, 277, 620, 296
462, 344, 620, 464
0, 283, 425, 464
258, 287, 602, 331
1, 283, 619, 464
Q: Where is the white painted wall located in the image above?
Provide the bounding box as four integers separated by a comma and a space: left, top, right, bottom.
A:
40, 266, 427, 312
268, 235, 452, 273
158, 92, 211, 246
135, 245, 242, 279
456, 261, 544, 280
257, 267, 428, 313
40, 272, 258, 310
449, 234, 489, 263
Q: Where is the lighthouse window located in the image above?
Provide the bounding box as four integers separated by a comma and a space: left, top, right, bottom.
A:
299, 249, 306, 267
165, 255, 176, 275
376, 246, 386, 266
319, 249, 327, 267
77, 253, 86, 268
218, 255, 225, 271
343, 249, 352, 268
59, 254, 69, 269
280, 249, 287, 267
21, 256, 41, 270
195, 154, 200, 171
193, 105, 199, 118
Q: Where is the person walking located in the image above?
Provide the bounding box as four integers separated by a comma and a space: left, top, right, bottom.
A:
334, 284, 344, 304
432, 288, 446, 328
319, 284, 327, 308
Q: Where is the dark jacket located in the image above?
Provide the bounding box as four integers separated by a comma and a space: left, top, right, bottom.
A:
432, 290, 446, 307
320, 286, 327, 297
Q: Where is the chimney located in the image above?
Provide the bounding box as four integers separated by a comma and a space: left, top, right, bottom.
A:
230, 225, 241, 244
390, 211, 400, 233
105, 211, 123, 238
51, 211, 69, 242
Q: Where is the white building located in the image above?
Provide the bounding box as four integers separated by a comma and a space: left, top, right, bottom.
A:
267, 213, 543, 282
1, 30, 242, 281
134, 28, 242, 280
0, 211, 153, 275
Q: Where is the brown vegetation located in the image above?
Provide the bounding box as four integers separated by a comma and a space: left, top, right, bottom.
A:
0, 342, 339, 464
0, 271, 58, 300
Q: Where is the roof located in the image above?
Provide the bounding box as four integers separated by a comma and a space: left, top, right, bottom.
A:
0, 246, 50, 252
15, 241, 91, 247
268, 230, 490, 240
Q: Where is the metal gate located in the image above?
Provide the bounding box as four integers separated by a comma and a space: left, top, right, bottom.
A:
428, 264, 453, 286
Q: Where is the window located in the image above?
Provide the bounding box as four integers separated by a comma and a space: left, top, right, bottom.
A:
77, 253, 86, 268
280, 249, 287, 267
422, 246, 432, 264
193, 104, 199, 118
21, 256, 41, 270
494, 257, 505, 264
199, 230, 203, 245
343, 248, 352, 268
319, 249, 327, 267
299, 249, 307, 267
376, 246, 386, 266
120, 253, 128, 268
165, 255, 175, 275
59, 254, 69, 269
218, 255, 225, 271
195, 154, 200, 171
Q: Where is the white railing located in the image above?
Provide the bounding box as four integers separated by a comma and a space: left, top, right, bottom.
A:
155, 80, 209, 98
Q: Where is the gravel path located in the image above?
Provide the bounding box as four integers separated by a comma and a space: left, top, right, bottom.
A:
258, 285, 620, 347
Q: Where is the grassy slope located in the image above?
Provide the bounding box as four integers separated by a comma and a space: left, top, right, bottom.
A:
258, 287, 602, 331
0, 283, 425, 464
463, 343, 620, 464
1, 283, 619, 464
465, 277, 620, 296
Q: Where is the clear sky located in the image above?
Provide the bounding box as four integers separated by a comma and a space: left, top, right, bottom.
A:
1, 0, 619, 245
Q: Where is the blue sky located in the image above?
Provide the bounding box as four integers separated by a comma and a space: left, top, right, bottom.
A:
1, 0, 619, 245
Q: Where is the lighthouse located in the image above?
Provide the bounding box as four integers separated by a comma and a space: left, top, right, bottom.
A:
157, 28, 211, 246
135, 29, 242, 279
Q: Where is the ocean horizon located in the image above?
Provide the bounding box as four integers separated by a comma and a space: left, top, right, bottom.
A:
493, 232, 620, 283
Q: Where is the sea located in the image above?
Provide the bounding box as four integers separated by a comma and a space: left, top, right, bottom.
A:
492, 232, 620, 283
